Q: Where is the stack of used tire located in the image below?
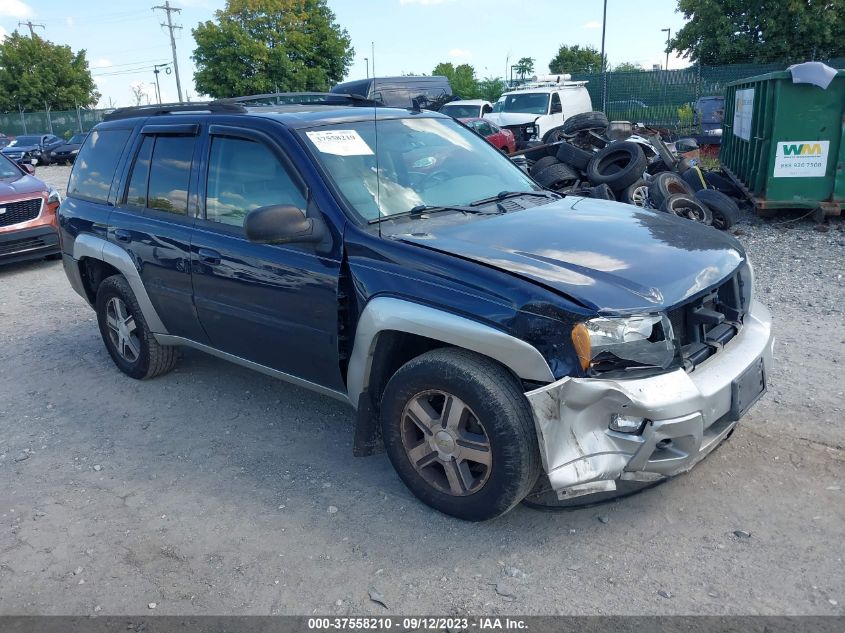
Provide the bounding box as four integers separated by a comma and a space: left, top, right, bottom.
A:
525, 111, 743, 230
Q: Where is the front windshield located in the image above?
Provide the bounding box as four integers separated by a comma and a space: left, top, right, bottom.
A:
0, 156, 22, 178
300, 116, 539, 221
9, 136, 40, 146
69, 134, 87, 144
499, 93, 550, 115
439, 104, 481, 119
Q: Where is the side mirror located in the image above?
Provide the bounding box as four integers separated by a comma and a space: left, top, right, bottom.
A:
20, 162, 35, 175
244, 204, 326, 245
550, 102, 562, 114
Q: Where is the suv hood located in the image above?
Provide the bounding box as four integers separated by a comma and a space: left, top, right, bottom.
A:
0, 174, 47, 197
485, 112, 544, 127
395, 197, 744, 313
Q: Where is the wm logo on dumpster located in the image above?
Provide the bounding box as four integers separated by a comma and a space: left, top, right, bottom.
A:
782, 143, 823, 156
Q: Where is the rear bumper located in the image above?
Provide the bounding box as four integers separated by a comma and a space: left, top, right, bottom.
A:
0, 225, 59, 264
525, 300, 774, 499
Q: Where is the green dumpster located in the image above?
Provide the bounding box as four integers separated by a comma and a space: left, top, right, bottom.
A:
720, 68, 845, 218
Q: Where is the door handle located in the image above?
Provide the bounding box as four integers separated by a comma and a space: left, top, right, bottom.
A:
198, 248, 221, 266
113, 229, 131, 243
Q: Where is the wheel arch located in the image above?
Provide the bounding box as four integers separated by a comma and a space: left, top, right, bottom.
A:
347, 296, 554, 455
72, 233, 168, 334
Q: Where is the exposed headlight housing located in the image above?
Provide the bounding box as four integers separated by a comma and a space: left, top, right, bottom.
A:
71, 148, 80, 155
571, 314, 680, 377
738, 257, 754, 313
47, 189, 62, 205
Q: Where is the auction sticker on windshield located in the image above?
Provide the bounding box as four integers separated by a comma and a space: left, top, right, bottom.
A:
306, 130, 374, 156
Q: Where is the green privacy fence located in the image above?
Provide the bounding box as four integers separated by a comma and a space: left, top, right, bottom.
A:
569, 57, 845, 133
0, 108, 111, 138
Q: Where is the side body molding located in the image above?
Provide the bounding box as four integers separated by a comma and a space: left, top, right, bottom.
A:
346, 296, 555, 406
72, 233, 169, 335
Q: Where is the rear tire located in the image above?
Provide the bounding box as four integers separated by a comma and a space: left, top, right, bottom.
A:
380, 348, 541, 521
95, 275, 177, 380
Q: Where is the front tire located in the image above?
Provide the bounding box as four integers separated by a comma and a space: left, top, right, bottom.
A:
380, 348, 541, 521
95, 275, 177, 379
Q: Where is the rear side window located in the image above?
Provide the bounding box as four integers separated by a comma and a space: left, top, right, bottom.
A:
147, 136, 194, 215
68, 128, 132, 203
124, 135, 194, 215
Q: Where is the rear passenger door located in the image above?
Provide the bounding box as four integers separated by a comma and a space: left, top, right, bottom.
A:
109, 123, 206, 342
189, 125, 344, 390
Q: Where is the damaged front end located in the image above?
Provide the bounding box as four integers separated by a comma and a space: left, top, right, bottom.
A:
525, 299, 774, 501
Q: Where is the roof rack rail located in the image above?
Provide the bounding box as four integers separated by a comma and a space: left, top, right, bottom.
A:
212, 92, 382, 107
103, 101, 246, 121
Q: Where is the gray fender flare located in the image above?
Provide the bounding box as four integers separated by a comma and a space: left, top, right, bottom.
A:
346, 296, 555, 408
72, 233, 169, 334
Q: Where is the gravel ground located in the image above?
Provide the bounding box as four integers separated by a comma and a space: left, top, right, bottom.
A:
0, 165, 842, 616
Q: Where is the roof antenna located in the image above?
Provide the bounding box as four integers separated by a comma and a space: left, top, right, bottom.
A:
372, 41, 382, 238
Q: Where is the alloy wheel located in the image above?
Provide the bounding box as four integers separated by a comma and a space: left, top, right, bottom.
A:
105, 297, 141, 363
400, 390, 492, 496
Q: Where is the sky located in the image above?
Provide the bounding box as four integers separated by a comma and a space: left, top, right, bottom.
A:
0, 0, 690, 108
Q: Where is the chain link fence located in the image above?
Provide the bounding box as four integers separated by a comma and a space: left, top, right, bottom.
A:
570, 57, 845, 134
0, 108, 112, 139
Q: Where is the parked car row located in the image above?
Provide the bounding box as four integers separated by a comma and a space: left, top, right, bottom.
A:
0, 132, 87, 166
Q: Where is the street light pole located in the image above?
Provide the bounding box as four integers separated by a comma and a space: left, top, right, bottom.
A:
661, 28, 671, 71
600, 0, 608, 113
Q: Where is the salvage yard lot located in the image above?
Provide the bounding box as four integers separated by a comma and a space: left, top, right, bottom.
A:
0, 165, 843, 615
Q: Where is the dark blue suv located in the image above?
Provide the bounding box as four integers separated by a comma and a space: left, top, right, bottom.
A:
58, 95, 773, 520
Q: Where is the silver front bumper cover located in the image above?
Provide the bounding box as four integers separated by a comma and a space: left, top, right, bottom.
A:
525, 300, 774, 500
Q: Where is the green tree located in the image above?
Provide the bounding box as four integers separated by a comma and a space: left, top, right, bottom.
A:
549, 44, 605, 74
478, 77, 505, 103
0, 33, 99, 111
515, 57, 535, 80
670, 0, 845, 65
192, 0, 354, 98
432, 62, 481, 98
613, 62, 643, 72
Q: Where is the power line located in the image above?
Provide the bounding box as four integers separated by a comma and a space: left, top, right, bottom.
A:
18, 21, 45, 37
152, 1, 183, 102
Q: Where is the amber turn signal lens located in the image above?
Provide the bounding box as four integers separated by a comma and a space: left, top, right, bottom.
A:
571, 323, 592, 372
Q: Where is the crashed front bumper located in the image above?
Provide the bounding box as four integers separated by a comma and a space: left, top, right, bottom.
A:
525, 300, 774, 500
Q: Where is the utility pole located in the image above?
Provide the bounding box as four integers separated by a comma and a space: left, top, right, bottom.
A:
153, 1, 183, 102
600, 0, 608, 113
18, 21, 45, 37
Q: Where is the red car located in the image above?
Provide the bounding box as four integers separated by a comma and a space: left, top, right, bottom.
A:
460, 117, 516, 154
0, 155, 61, 265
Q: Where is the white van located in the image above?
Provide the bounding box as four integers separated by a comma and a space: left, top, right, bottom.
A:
485, 82, 593, 146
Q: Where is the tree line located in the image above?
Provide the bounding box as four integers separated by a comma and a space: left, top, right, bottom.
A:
1, 0, 842, 112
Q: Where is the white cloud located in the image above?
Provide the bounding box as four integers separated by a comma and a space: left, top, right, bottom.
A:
449, 48, 472, 60
91, 58, 113, 69
65, 16, 74, 27
0, 25, 7, 39
582, 20, 602, 29
0, 0, 34, 19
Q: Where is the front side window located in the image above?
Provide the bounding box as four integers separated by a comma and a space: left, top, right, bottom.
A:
205, 136, 306, 227
500, 93, 550, 115
300, 116, 538, 222
68, 128, 132, 203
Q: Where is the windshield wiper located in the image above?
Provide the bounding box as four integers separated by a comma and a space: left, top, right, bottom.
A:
368, 204, 485, 225
469, 190, 561, 207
